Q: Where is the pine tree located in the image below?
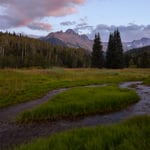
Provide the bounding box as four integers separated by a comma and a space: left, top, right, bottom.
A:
113, 29, 124, 68
91, 33, 104, 68
106, 29, 124, 69
140, 52, 150, 68
106, 33, 114, 68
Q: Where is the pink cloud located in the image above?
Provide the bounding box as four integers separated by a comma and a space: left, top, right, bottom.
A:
49, 7, 77, 17
0, 0, 86, 30
28, 22, 52, 31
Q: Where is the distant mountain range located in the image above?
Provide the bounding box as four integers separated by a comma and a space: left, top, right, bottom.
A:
40, 29, 150, 51
124, 37, 150, 50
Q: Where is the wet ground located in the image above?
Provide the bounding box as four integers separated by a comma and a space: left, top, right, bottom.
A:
0, 82, 149, 150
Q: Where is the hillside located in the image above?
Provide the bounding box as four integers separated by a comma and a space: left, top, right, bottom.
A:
126, 45, 150, 55
125, 45, 150, 68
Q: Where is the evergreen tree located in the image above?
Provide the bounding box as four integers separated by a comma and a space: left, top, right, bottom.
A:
91, 33, 104, 68
124, 45, 150, 68
0, 32, 91, 68
140, 52, 150, 68
114, 29, 124, 68
106, 29, 124, 69
106, 33, 114, 68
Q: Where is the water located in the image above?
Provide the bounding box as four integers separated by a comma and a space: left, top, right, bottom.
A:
0, 81, 150, 149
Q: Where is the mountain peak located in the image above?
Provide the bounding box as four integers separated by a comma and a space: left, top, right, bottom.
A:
65, 29, 76, 34
41, 29, 93, 50
80, 34, 89, 40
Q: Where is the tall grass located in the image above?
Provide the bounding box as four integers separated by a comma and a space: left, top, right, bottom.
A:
14, 115, 150, 150
0, 68, 149, 108
18, 85, 139, 122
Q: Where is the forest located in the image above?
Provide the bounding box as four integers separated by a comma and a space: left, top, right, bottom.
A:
0, 32, 90, 68
0, 31, 149, 68
125, 46, 150, 68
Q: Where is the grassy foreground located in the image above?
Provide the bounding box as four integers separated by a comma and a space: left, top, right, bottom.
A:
143, 77, 150, 85
14, 115, 150, 150
0, 68, 150, 108
18, 86, 139, 122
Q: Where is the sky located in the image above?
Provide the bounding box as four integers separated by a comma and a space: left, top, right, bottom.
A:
0, 0, 150, 42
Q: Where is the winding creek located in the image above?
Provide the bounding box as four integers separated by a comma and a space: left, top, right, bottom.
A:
0, 81, 150, 149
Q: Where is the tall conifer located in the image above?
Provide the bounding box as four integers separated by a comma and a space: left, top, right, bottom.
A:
106, 29, 124, 68
106, 33, 114, 68
91, 33, 104, 68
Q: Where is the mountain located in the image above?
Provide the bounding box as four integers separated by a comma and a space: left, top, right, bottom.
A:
41, 29, 93, 50
124, 37, 150, 50
41, 29, 150, 51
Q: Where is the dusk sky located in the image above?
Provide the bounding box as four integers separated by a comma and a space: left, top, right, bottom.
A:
0, 0, 150, 42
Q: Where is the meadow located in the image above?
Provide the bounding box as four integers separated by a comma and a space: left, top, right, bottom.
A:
14, 115, 150, 150
19, 85, 139, 122
0, 68, 150, 108
0, 68, 150, 150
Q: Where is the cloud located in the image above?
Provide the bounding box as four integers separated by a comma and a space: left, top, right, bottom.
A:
60, 21, 76, 26
76, 22, 88, 27
80, 17, 88, 22
0, 0, 85, 30
28, 22, 52, 31
78, 24, 150, 42
0, 15, 21, 29
74, 25, 93, 34
73, 16, 93, 34
77, 17, 88, 27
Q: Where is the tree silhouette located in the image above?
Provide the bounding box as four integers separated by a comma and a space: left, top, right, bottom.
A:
106, 29, 124, 69
91, 33, 104, 68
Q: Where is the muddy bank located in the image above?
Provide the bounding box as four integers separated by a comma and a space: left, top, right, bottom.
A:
0, 88, 67, 123
0, 82, 150, 150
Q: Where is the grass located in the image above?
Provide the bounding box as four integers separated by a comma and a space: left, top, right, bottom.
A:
143, 76, 150, 85
18, 85, 139, 122
0, 68, 150, 108
13, 115, 150, 150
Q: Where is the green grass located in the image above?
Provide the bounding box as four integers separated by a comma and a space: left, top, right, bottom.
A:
13, 115, 150, 150
143, 76, 150, 85
18, 85, 139, 122
0, 68, 149, 108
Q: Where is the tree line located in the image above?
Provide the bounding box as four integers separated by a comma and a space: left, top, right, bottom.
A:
0, 32, 90, 68
124, 46, 150, 68
0, 31, 149, 69
91, 29, 150, 69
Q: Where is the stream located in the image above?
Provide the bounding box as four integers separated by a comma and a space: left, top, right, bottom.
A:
0, 81, 149, 150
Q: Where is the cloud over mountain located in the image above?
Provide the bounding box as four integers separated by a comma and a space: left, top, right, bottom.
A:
60, 21, 76, 26
0, 0, 85, 30
76, 23, 150, 42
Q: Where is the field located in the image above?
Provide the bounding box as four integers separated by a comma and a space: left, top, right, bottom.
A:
19, 85, 139, 122
14, 115, 150, 150
0, 68, 150, 150
0, 68, 150, 108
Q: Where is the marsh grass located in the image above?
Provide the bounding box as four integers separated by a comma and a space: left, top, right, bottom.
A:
13, 115, 150, 150
143, 76, 150, 85
0, 68, 149, 108
18, 85, 139, 122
